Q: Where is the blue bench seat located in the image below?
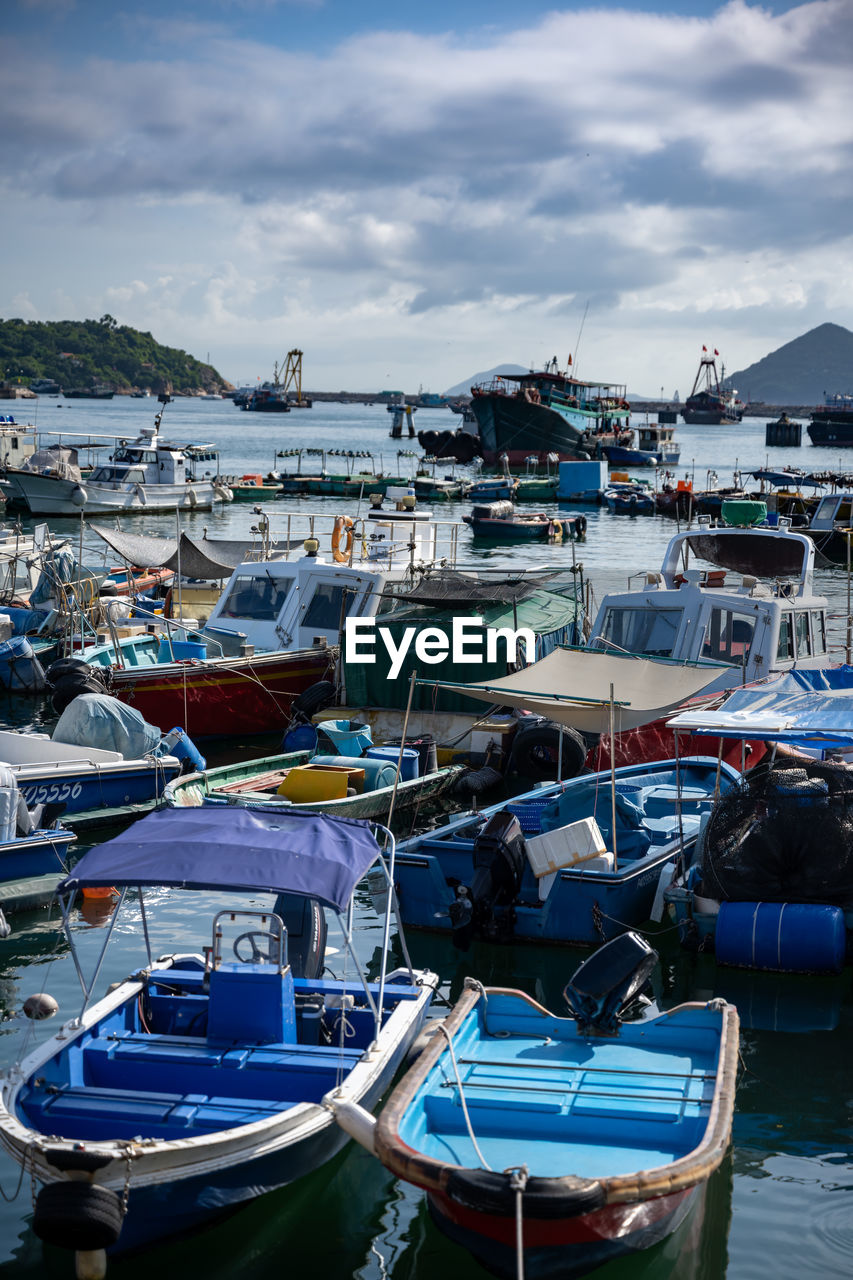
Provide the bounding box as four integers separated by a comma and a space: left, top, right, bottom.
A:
81, 1034, 363, 1104
20, 1083, 299, 1141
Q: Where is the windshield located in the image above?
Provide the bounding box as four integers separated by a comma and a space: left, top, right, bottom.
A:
219, 573, 293, 620
597, 606, 683, 658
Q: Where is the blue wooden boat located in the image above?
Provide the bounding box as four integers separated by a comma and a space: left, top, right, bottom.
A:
0, 807, 436, 1268
393, 757, 741, 946
0, 727, 183, 829
604, 482, 655, 514
463, 501, 581, 542
331, 933, 739, 1280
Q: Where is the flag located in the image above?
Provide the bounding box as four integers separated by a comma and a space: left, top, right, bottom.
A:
702, 345, 707, 352
568, 354, 573, 366
714, 349, 719, 356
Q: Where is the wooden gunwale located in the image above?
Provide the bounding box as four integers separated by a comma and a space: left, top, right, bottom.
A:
373, 984, 739, 1212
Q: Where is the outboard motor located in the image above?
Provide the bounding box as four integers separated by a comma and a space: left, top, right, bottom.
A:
564, 932, 658, 1036
449, 811, 527, 950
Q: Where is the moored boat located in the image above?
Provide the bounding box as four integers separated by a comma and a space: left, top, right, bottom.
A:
470, 357, 633, 465
163, 749, 465, 819
0, 807, 437, 1268
680, 349, 743, 425
391, 754, 741, 946
331, 932, 739, 1280
806, 392, 853, 446
463, 501, 582, 541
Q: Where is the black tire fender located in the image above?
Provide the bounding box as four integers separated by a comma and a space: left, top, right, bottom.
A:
444, 1167, 605, 1219
509, 723, 587, 781
290, 680, 337, 719
33, 1181, 124, 1251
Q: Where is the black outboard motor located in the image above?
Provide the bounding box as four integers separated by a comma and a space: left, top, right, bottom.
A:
564, 932, 658, 1036
449, 812, 527, 950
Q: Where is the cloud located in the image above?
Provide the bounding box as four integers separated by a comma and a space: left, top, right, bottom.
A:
1, 0, 852, 390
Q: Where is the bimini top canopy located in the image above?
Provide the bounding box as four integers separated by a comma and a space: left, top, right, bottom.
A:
668, 666, 853, 748
416, 646, 727, 734
58, 808, 380, 913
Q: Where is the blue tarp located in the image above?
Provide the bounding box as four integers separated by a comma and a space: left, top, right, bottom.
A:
668, 667, 853, 746
58, 807, 381, 912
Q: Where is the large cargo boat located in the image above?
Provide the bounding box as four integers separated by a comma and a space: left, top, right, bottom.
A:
681, 348, 743, 425
469, 358, 632, 464
807, 393, 853, 446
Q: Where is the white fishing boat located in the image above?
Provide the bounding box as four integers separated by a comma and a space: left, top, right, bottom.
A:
1, 398, 233, 516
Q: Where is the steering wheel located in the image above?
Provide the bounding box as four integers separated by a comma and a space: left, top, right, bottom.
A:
232, 930, 281, 964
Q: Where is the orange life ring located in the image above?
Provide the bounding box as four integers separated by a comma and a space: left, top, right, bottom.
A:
331, 515, 354, 563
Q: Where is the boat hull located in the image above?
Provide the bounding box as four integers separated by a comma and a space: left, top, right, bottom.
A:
428, 1182, 697, 1280
807, 419, 853, 447
0, 829, 75, 883
471, 396, 622, 466
13, 759, 181, 823
107, 648, 333, 739
3, 470, 225, 516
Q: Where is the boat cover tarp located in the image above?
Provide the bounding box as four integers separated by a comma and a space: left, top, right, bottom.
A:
89, 525, 289, 578
20, 445, 82, 482
682, 531, 806, 578
57, 806, 380, 911
394, 570, 572, 607
52, 692, 162, 758
667, 666, 853, 746
415, 647, 727, 732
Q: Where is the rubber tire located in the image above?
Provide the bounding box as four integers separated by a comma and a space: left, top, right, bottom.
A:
46, 658, 101, 686
509, 723, 587, 782
33, 1181, 124, 1251
290, 680, 336, 718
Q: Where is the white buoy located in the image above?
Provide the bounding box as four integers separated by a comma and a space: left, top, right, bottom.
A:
23, 993, 59, 1020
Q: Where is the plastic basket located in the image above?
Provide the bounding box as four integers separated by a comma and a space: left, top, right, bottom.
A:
505, 800, 553, 834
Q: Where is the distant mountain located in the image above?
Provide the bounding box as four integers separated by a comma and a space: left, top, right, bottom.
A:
725, 323, 853, 405
0, 316, 228, 394
443, 364, 529, 397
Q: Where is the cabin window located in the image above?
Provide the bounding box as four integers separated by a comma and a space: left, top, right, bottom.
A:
597, 606, 682, 658
302, 582, 361, 630
776, 613, 794, 661
812, 611, 827, 655
701, 608, 755, 665
219, 574, 292, 620
794, 611, 811, 657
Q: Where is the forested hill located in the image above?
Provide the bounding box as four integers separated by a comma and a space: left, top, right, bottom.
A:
0, 316, 229, 394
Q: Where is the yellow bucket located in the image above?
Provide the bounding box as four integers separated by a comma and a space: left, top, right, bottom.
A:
277, 765, 363, 803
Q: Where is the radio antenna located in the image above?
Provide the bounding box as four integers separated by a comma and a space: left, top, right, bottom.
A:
571, 300, 590, 377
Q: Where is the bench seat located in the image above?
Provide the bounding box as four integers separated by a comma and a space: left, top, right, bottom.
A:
20, 1083, 299, 1140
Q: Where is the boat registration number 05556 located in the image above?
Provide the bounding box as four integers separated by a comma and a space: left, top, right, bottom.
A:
20, 782, 83, 806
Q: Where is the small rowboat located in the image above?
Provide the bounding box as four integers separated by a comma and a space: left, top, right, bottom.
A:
163, 750, 466, 819
332, 933, 739, 1280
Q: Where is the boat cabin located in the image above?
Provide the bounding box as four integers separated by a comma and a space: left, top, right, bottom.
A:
808, 493, 853, 533
205, 500, 460, 654
588, 526, 829, 693
88, 423, 215, 486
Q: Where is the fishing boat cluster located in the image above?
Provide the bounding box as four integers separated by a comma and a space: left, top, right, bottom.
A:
1, 380, 853, 1280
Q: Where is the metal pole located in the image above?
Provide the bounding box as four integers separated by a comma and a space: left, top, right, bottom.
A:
609, 683, 618, 869
847, 529, 851, 664
385, 670, 417, 832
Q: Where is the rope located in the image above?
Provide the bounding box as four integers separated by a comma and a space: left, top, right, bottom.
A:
438, 1023, 492, 1171
506, 1164, 529, 1280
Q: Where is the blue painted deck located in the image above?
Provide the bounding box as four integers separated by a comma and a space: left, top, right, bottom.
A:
399, 993, 723, 1180
394, 758, 740, 945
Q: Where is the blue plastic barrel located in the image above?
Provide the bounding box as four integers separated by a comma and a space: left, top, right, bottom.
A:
0, 637, 46, 693
366, 745, 420, 781
282, 723, 319, 755
158, 634, 207, 662
715, 901, 846, 974
158, 727, 207, 773
309, 755, 398, 791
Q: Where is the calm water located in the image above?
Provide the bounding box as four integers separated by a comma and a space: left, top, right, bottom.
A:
0, 398, 851, 1279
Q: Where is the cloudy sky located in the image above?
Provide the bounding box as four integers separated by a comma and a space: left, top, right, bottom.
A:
3, 0, 851, 395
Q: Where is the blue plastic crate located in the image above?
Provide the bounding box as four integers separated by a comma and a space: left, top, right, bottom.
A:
505, 800, 553, 834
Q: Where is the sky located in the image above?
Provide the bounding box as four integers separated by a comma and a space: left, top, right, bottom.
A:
2, 0, 852, 396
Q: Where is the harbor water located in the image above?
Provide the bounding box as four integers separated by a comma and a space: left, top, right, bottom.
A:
0, 398, 851, 1278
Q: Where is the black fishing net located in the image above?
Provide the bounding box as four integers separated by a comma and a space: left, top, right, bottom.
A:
701, 758, 853, 904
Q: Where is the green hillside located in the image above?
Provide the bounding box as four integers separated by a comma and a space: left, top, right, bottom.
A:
726, 322, 853, 405
0, 316, 228, 394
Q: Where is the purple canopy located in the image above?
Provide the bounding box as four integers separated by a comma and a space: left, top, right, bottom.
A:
58, 807, 381, 913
